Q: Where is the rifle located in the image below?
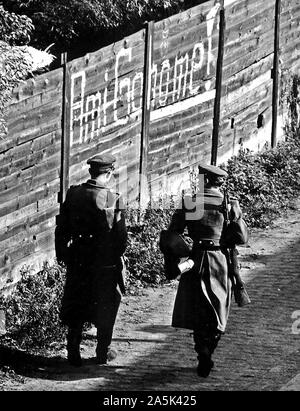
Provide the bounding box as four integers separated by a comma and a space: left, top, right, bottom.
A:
223, 190, 251, 307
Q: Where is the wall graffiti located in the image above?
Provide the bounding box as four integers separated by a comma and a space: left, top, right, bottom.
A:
69, 3, 220, 147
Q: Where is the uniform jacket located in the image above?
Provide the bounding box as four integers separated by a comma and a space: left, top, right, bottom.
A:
55, 179, 127, 327
169, 187, 245, 333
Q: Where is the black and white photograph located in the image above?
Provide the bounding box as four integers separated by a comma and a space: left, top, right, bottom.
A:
0, 0, 299, 395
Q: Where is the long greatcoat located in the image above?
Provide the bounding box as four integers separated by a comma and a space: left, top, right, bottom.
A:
55, 179, 127, 329
169, 188, 244, 333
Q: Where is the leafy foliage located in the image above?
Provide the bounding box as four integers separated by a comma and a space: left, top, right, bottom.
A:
0, 5, 34, 134
4, 0, 202, 60
124, 201, 175, 289
0, 263, 66, 349
0, 4, 33, 45
224, 103, 300, 228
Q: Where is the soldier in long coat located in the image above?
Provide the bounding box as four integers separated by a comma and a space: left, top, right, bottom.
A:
55, 154, 127, 367
168, 164, 247, 377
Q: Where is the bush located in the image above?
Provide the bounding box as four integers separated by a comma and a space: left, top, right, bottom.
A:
222, 73, 300, 229
0, 5, 33, 45
0, 5, 34, 135
4, 0, 203, 60
0, 263, 66, 349
124, 201, 176, 289
224, 133, 300, 229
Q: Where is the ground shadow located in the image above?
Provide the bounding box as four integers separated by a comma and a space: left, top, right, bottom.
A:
137, 325, 175, 334
0, 344, 65, 378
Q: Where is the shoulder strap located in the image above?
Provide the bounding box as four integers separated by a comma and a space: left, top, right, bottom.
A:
222, 189, 230, 225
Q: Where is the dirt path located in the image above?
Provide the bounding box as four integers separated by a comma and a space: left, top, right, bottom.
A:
1, 202, 300, 391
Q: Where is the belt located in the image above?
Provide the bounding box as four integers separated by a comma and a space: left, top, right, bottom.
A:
198, 239, 220, 247
194, 239, 222, 251
72, 234, 94, 239
71, 234, 102, 243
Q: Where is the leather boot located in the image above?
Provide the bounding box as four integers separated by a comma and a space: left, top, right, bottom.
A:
67, 327, 82, 367
197, 347, 214, 378
95, 327, 117, 364
95, 345, 118, 365
194, 330, 221, 378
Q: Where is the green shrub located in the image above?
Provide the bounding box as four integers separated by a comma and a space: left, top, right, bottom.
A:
222, 73, 300, 228
0, 5, 33, 45
4, 0, 202, 59
0, 263, 66, 349
124, 200, 175, 288
224, 134, 300, 228
0, 5, 34, 135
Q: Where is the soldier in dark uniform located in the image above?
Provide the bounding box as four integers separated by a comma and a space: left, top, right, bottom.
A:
168, 163, 247, 378
55, 154, 127, 367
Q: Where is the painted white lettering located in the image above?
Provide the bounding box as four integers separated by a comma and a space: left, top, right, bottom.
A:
189, 43, 205, 95
114, 48, 132, 123
70, 71, 86, 146
160, 28, 169, 52
151, 63, 158, 106
159, 59, 171, 106
119, 77, 131, 125
102, 70, 110, 129
69, 5, 220, 146
205, 3, 221, 91
84, 92, 101, 141
132, 72, 143, 111
173, 53, 189, 101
